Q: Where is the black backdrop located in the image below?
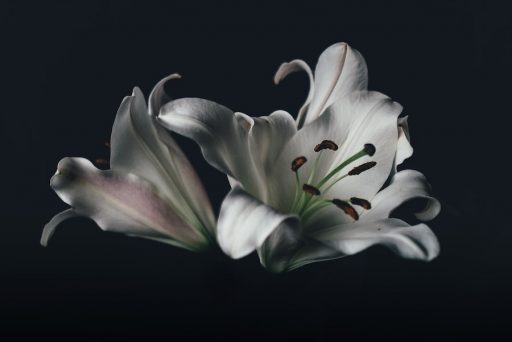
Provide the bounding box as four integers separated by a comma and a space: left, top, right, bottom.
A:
2, 1, 511, 340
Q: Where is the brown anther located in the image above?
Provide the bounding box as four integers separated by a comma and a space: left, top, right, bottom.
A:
314, 140, 339, 152
364, 144, 376, 156
291, 156, 307, 171
348, 161, 377, 176
350, 197, 372, 210
302, 184, 321, 196
332, 199, 359, 220
95, 158, 110, 166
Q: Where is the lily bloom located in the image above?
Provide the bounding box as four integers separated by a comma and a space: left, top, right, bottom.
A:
157, 43, 440, 272
42, 75, 216, 251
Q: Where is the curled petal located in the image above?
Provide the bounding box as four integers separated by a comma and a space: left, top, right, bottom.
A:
273, 59, 314, 125
309, 218, 440, 261
363, 170, 441, 222
45, 157, 208, 250
148, 73, 181, 116
217, 186, 300, 259
300, 43, 368, 127
110, 87, 215, 235
41, 209, 79, 246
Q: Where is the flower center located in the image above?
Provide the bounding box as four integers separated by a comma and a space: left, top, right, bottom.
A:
290, 141, 376, 222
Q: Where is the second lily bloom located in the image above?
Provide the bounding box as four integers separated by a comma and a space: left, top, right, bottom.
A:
43, 75, 216, 250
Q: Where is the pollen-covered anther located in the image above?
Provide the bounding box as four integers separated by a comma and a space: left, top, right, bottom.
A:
314, 140, 339, 152
364, 143, 376, 156
291, 156, 307, 171
332, 199, 359, 220
302, 184, 321, 196
348, 161, 377, 176
350, 197, 372, 210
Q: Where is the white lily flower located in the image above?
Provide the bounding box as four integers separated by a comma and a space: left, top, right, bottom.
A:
42, 75, 216, 251
157, 43, 441, 272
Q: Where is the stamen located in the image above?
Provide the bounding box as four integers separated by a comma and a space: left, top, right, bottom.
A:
302, 184, 321, 196
332, 199, 359, 220
348, 161, 377, 176
95, 158, 110, 166
291, 156, 307, 171
314, 140, 338, 152
364, 143, 376, 156
350, 197, 372, 210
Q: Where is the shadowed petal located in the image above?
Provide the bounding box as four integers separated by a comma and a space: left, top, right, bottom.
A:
362, 170, 441, 222
110, 86, 215, 235
148, 73, 181, 116
217, 186, 300, 259
307, 218, 440, 262
158, 98, 297, 203
395, 116, 413, 169
41, 209, 79, 246
45, 157, 208, 250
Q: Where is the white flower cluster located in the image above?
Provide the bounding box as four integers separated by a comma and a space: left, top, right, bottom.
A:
43, 43, 440, 273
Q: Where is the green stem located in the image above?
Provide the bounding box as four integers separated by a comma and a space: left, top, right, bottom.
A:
290, 170, 301, 212
317, 149, 368, 189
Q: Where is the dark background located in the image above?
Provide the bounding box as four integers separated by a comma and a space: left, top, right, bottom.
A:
1, 1, 511, 340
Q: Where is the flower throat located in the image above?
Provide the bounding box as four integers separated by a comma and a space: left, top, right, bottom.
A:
290, 141, 376, 223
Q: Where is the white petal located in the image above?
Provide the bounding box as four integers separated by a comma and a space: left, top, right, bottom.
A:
48, 157, 208, 250
110, 86, 216, 234
395, 116, 413, 168
41, 209, 79, 246
278, 91, 402, 205
309, 218, 440, 261
273, 59, 314, 126
301, 43, 368, 127
217, 186, 300, 259
148, 73, 181, 116
257, 220, 304, 273
158, 98, 296, 203
363, 170, 441, 222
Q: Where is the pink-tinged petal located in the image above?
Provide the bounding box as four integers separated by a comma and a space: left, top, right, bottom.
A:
362, 170, 441, 222
217, 186, 300, 260
46, 157, 208, 250
110, 86, 215, 235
